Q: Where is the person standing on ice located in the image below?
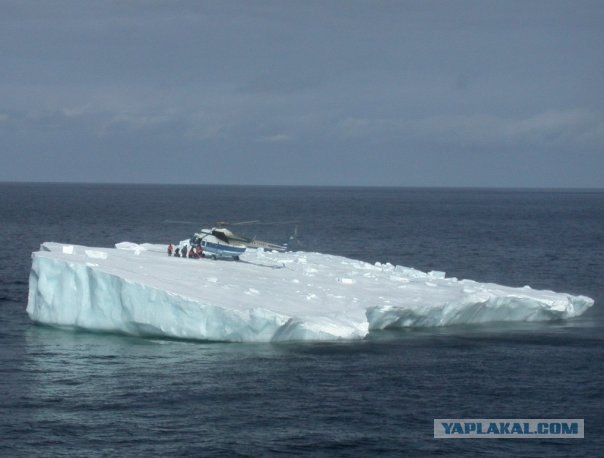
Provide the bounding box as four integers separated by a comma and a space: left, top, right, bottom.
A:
174, 247, 180, 257
196, 244, 203, 258
167, 243, 173, 256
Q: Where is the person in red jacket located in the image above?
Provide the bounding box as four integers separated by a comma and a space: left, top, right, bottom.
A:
167, 243, 173, 256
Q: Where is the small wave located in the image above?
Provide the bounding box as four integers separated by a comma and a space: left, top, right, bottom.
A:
0, 293, 24, 303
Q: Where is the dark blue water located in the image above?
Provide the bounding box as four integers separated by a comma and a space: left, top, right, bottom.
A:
1, 184, 603, 456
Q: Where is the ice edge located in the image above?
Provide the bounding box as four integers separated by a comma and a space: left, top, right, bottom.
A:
26, 242, 594, 342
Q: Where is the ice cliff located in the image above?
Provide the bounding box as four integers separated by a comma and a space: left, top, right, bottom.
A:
26, 242, 594, 342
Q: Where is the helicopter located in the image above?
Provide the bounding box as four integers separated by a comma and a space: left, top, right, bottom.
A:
186, 220, 300, 260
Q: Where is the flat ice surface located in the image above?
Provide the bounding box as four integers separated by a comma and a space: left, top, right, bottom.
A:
27, 242, 594, 342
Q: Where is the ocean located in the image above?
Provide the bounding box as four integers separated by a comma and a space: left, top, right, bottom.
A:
1, 183, 603, 456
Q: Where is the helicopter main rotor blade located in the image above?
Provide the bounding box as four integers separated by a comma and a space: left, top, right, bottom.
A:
216, 220, 261, 227
237, 220, 301, 226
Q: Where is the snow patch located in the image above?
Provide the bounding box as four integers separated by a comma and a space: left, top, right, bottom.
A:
85, 250, 107, 260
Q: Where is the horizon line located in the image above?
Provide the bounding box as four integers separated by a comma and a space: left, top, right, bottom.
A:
0, 180, 603, 192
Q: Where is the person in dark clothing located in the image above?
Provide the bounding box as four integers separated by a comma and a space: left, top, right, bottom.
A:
174, 247, 180, 257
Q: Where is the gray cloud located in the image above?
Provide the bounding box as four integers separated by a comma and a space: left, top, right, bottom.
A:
339, 110, 604, 152
0, 0, 603, 186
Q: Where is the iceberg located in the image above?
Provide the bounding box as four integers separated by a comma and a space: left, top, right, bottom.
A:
26, 242, 594, 342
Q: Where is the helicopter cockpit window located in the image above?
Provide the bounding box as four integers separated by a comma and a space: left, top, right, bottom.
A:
212, 230, 230, 243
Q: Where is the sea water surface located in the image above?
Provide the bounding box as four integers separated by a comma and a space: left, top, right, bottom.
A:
0, 184, 603, 456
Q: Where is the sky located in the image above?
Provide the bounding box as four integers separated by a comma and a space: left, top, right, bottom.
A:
1, 0, 603, 187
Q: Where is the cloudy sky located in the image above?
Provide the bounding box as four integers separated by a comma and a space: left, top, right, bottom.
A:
1, 0, 603, 187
